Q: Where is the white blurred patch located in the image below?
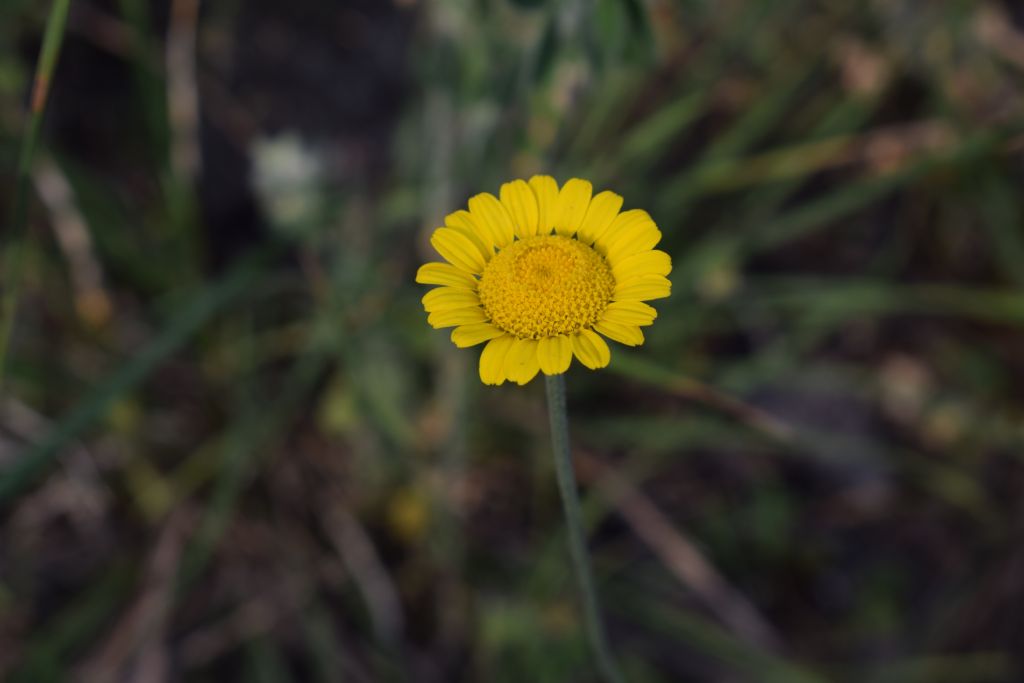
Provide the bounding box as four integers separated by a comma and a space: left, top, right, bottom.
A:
250, 133, 325, 235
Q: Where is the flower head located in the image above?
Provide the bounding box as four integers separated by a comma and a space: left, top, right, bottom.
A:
417, 177, 671, 385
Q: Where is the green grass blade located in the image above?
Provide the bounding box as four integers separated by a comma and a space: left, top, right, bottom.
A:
1, 0, 73, 384
742, 277, 1024, 326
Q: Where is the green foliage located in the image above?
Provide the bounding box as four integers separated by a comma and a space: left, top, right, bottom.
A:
2, 0, 1024, 680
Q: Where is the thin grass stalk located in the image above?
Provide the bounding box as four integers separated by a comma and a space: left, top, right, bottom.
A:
0, 0, 74, 385
545, 373, 625, 683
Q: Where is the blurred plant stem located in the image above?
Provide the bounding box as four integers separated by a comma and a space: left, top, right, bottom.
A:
545, 373, 625, 683
1, 0, 72, 385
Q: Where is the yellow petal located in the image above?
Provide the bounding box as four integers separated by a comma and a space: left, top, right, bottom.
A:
529, 175, 560, 234
468, 192, 515, 248
422, 287, 480, 312
416, 262, 478, 289
447, 210, 496, 253
611, 250, 672, 281
503, 338, 539, 385
518, 360, 540, 385
593, 209, 650, 255
577, 191, 624, 245
601, 301, 657, 326
430, 228, 487, 273
500, 179, 539, 239
572, 329, 611, 370
594, 320, 645, 346
448, 227, 493, 265
451, 322, 505, 348
553, 178, 593, 237
613, 275, 672, 301
479, 335, 515, 385
427, 307, 487, 329
537, 335, 572, 375
604, 218, 662, 264
459, 201, 501, 249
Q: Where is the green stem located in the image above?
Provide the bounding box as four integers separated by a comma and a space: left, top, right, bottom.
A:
545, 373, 625, 683
1, 0, 73, 385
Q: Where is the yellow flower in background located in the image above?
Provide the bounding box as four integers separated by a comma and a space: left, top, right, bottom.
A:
417, 177, 671, 385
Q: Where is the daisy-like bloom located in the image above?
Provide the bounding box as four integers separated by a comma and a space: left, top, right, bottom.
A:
417, 177, 671, 385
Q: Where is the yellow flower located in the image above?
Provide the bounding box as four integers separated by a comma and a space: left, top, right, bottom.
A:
417, 177, 671, 385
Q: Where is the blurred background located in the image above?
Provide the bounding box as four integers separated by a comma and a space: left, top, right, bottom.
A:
2, 0, 1024, 681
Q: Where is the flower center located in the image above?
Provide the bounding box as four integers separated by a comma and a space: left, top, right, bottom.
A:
478, 235, 615, 340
